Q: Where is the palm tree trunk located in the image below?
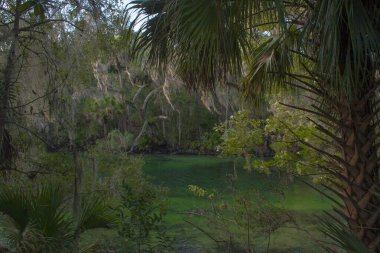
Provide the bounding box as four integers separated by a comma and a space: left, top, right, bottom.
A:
333, 3, 380, 247
334, 95, 380, 252
329, 3, 380, 248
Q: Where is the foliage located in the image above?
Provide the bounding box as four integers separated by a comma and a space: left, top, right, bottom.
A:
187, 185, 292, 252
188, 185, 214, 199
201, 131, 222, 152
216, 111, 265, 156
319, 188, 380, 253
213, 101, 329, 182
86, 144, 145, 198
2, 0, 379, 251
320, 218, 372, 253
259, 101, 327, 181
215, 111, 264, 171
117, 178, 173, 252
0, 182, 115, 253
105, 129, 134, 152
130, 1, 380, 250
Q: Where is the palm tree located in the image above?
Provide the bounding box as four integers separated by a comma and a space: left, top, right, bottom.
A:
129, 0, 380, 251
0, 183, 115, 253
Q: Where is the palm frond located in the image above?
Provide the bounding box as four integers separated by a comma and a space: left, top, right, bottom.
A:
0, 183, 115, 252
30, 184, 74, 252
130, 0, 284, 90
319, 187, 380, 252
74, 197, 116, 237
0, 183, 74, 252
241, 31, 298, 107
0, 185, 31, 236
320, 217, 372, 253
303, 0, 380, 98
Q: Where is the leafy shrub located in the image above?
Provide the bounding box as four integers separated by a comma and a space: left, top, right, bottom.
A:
117, 180, 173, 252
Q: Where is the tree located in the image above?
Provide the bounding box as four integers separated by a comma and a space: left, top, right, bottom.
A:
215, 110, 264, 175
0, 0, 71, 169
129, 0, 380, 251
259, 100, 327, 182
0, 0, 123, 169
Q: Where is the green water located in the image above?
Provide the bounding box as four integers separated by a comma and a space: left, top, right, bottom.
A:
142, 155, 333, 253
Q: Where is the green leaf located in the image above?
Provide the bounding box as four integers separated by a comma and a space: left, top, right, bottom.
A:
34, 3, 45, 20
19, 0, 37, 14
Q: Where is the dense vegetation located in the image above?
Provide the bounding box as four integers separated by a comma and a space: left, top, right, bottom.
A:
0, 0, 379, 252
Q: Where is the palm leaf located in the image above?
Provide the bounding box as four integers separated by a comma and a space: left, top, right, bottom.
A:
130, 0, 284, 90
320, 217, 372, 253
0, 185, 30, 234
318, 188, 380, 252
30, 184, 74, 252
0, 183, 74, 252
241, 31, 298, 107
0, 183, 115, 252
303, 0, 380, 98
74, 197, 116, 237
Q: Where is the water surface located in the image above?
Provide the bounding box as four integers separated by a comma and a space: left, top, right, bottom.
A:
142, 155, 333, 252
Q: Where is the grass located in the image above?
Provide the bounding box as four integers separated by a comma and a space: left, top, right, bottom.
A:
141, 155, 334, 252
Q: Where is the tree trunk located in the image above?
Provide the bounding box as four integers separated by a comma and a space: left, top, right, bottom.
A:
91, 157, 97, 194
0, 0, 21, 168
129, 119, 148, 152
73, 149, 82, 217
233, 158, 238, 180
161, 103, 166, 139
177, 110, 182, 148
244, 152, 252, 173
329, 2, 380, 248
327, 2, 380, 249
334, 95, 380, 252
